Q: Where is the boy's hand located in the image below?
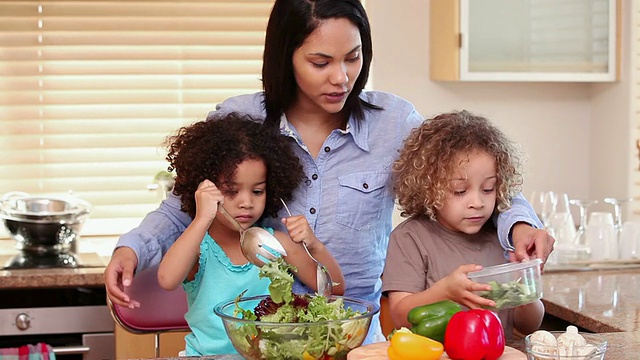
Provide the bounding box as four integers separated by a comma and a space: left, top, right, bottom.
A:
441, 264, 496, 310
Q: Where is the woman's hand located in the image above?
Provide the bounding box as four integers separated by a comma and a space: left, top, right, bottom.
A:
511, 223, 555, 269
103, 247, 140, 308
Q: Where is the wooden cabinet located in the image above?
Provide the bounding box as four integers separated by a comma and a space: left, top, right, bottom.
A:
430, 0, 620, 82
114, 323, 188, 359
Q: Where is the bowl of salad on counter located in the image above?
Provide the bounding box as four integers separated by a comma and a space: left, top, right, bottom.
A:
214, 259, 379, 360
468, 258, 543, 310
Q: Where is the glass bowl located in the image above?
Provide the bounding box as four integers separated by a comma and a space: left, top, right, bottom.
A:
524, 331, 607, 359
468, 258, 543, 310
214, 295, 379, 360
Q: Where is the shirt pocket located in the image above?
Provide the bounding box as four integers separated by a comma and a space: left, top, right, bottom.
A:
336, 171, 390, 230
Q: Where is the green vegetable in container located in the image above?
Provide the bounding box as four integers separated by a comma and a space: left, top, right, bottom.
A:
478, 279, 539, 309
407, 300, 461, 343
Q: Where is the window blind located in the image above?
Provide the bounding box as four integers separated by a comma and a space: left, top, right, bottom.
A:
527, 0, 610, 72
0, 0, 272, 236
467, 0, 612, 73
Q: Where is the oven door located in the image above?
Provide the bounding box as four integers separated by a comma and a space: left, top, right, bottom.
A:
0, 287, 114, 360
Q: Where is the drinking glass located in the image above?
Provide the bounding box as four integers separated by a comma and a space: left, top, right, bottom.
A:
540, 191, 557, 229
562, 199, 597, 263
569, 199, 598, 247
603, 197, 635, 238
528, 191, 545, 219
586, 212, 617, 261
548, 193, 575, 243
619, 221, 640, 260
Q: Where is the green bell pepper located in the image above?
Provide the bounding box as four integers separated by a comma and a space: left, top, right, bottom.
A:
407, 300, 461, 343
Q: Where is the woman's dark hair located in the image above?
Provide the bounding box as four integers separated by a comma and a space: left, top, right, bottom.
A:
165, 112, 304, 220
261, 0, 381, 133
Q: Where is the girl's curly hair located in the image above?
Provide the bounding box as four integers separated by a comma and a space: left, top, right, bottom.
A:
165, 112, 304, 220
393, 110, 524, 220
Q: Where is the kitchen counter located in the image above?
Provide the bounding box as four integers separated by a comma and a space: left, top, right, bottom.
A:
3, 240, 640, 358
0, 267, 105, 289
541, 268, 640, 333
136, 331, 639, 360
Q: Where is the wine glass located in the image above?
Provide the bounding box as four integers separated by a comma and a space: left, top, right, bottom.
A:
568, 199, 598, 261
603, 197, 635, 236
540, 191, 558, 229
604, 197, 636, 259
528, 191, 545, 219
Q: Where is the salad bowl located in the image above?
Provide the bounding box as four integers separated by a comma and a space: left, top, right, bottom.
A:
214, 294, 379, 360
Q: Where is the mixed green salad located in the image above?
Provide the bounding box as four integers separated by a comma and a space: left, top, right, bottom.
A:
226, 258, 369, 360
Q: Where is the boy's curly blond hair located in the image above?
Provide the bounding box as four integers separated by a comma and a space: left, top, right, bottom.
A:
393, 110, 524, 220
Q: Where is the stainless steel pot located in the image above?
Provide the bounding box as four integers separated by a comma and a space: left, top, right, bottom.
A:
0, 192, 91, 254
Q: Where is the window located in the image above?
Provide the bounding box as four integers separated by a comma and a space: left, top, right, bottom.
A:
0, 0, 272, 237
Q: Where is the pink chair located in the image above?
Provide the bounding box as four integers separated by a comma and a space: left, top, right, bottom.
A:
108, 265, 190, 357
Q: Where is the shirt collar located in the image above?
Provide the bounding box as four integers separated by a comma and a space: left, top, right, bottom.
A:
278, 113, 370, 152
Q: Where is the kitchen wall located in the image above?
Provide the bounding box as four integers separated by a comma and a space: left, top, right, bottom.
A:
367, 0, 637, 221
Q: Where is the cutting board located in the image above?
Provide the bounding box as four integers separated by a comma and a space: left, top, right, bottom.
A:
347, 341, 526, 360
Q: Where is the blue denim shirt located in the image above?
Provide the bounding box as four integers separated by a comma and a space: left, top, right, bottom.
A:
116, 91, 541, 344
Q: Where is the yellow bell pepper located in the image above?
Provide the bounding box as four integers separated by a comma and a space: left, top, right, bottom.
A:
387, 328, 444, 360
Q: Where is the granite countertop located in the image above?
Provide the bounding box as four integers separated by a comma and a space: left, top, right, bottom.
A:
541, 268, 640, 333
0, 267, 106, 289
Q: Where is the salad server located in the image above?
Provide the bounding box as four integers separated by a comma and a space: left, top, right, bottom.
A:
218, 204, 287, 267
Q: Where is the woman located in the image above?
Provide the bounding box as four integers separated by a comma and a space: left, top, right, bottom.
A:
105, 0, 553, 344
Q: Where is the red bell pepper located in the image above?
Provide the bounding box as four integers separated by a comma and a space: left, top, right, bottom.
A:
444, 309, 505, 360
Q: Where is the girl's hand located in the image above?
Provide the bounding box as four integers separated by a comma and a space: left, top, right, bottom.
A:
194, 179, 224, 223
281, 215, 321, 250
441, 264, 496, 309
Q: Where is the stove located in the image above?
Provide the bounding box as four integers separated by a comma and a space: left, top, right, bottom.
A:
0, 237, 107, 270
0, 239, 114, 360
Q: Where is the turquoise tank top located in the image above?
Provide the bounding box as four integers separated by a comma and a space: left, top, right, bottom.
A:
182, 229, 273, 356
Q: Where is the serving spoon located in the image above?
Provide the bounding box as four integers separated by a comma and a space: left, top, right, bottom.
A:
280, 198, 333, 297
218, 205, 287, 267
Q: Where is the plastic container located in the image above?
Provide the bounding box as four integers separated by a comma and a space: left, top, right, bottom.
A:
524, 331, 607, 359
468, 258, 543, 310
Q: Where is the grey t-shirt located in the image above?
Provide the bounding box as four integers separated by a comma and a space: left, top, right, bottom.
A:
382, 216, 514, 338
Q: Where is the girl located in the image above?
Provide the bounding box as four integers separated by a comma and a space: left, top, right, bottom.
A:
382, 110, 544, 339
106, 0, 552, 343
156, 113, 344, 355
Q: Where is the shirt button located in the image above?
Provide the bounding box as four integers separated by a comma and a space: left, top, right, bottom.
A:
305, 179, 312, 186
312, 174, 318, 180
363, 183, 369, 189
324, 146, 331, 152
310, 208, 316, 214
